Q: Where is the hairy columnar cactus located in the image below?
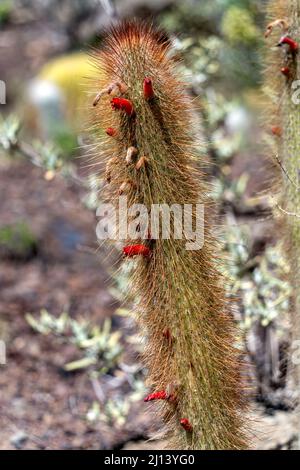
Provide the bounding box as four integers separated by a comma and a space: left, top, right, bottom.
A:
264, 0, 300, 445
89, 21, 247, 449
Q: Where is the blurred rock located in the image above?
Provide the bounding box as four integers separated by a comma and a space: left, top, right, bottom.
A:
10, 430, 28, 449
225, 106, 252, 136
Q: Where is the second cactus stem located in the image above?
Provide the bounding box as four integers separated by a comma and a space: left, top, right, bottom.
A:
91, 21, 247, 449
265, 0, 300, 446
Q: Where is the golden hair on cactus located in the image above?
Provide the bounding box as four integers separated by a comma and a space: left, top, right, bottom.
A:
88, 21, 247, 450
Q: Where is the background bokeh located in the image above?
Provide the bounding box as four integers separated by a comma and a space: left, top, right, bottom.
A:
0, 0, 295, 449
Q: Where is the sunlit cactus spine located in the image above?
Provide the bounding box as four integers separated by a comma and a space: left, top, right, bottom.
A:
264, 0, 300, 445
89, 21, 247, 450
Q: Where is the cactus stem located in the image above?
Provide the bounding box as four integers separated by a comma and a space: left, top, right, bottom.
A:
265, 2, 300, 448
89, 21, 248, 449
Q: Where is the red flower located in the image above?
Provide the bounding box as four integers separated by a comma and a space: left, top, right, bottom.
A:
144, 391, 167, 402
143, 77, 154, 100
278, 36, 299, 52
111, 97, 134, 116
123, 244, 151, 258
180, 418, 193, 432
106, 127, 117, 137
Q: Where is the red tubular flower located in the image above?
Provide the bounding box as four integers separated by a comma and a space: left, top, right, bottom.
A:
144, 391, 167, 402
123, 244, 151, 258
111, 97, 134, 116
163, 328, 172, 342
271, 126, 282, 137
278, 36, 299, 52
106, 127, 117, 137
281, 67, 290, 77
143, 77, 154, 100
180, 418, 193, 432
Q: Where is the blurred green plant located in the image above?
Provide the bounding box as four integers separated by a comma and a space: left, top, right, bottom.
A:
172, 35, 223, 89
0, 115, 78, 177
82, 174, 103, 211
203, 92, 248, 161
91, 398, 128, 428
221, 6, 260, 45
212, 172, 249, 206
0, 115, 20, 150
26, 308, 146, 428
26, 310, 123, 374
51, 126, 78, 158
87, 395, 141, 429
0, 0, 12, 25
87, 370, 145, 428
0, 222, 37, 260
223, 225, 291, 330
160, 0, 262, 90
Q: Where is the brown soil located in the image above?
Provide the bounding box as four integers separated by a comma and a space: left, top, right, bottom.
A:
0, 160, 151, 450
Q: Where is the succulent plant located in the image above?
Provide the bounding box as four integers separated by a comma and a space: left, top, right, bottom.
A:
89, 21, 247, 449
264, 0, 300, 447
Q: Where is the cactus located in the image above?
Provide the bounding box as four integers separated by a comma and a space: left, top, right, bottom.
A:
38, 53, 97, 129
264, 0, 300, 445
89, 21, 247, 450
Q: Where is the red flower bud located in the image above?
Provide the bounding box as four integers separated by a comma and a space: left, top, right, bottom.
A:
106, 127, 117, 137
271, 126, 282, 137
143, 77, 154, 100
111, 97, 134, 116
144, 391, 167, 402
278, 36, 298, 52
163, 328, 172, 342
180, 418, 193, 432
123, 244, 151, 258
281, 67, 290, 77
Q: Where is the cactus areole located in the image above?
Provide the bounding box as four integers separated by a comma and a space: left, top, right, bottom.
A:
89, 21, 247, 450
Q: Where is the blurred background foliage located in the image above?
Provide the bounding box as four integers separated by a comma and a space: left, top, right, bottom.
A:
0, 0, 295, 450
